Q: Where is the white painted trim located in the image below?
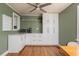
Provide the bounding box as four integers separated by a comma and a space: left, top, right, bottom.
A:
77, 5, 79, 41
21, 13, 41, 16
1, 51, 8, 56
6, 3, 21, 15
58, 13, 59, 44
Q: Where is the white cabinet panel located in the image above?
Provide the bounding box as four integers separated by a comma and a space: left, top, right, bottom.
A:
13, 12, 20, 31
20, 34, 26, 46
25, 34, 58, 45
8, 35, 24, 53
25, 34, 32, 45
8, 33, 59, 52
2, 14, 12, 31
2, 12, 20, 31
77, 6, 79, 41
43, 13, 58, 34
43, 13, 59, 44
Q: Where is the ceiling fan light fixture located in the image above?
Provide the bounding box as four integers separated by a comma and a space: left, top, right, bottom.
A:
27, 3, 52, 13
37, 8, 39, 10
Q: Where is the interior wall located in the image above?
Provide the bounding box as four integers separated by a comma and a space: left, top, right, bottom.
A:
20, 16, 42, 33
0, 3, 19, 55
59, 3, 78, 45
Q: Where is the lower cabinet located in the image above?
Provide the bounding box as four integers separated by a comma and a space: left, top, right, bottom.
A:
20, 34, 26, 46
25, 34, 58, 45
8, 34, 59, 52
8, 35, 25, 53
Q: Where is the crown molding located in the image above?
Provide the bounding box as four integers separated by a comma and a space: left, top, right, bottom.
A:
6, 3, 21, 15
21, 13, 41, 16
59, 3, 72, 13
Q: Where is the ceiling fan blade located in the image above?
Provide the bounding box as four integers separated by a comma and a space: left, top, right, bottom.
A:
40, 3, 51, 8
27, 3, 37, 8
30, 8, 37, 12
36, 3, 40, 5
40, 8, 47, 13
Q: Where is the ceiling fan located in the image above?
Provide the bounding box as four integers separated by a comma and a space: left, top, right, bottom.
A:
27, 3, 51, 13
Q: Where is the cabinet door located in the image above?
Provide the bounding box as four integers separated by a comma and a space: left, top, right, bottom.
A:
8, 35, 22, 52
31, 34, 40, 45
13, 12, 20, 31
43, 13, 49, 34
25, 34, 31, 45
43, 13, 59, 44
43, 13, 58, 34
2, 14, 12, 31
21, 34, 26, 46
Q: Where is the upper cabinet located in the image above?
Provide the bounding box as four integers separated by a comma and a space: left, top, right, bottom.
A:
2, 14, 12, 31
2, 12, 20, 31
43, 13, 59, 43
43, 13, 59, 35
13, 12, 20, 31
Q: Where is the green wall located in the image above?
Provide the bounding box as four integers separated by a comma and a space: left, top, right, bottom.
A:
21, 16, 42, 33
59, 3, 78, 45
0, 3, 19, 55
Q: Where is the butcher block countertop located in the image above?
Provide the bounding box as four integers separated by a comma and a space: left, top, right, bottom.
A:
59, 46, 79, 56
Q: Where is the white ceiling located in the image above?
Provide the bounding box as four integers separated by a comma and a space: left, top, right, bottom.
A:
6, 3, 71, 16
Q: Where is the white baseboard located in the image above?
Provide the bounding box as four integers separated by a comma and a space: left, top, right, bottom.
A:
1, 51, 8, 56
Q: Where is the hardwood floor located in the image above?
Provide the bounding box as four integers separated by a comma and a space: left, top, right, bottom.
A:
7, 46, 63, 56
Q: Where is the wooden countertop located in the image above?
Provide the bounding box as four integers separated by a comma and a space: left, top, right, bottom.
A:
59, 46, 79, 56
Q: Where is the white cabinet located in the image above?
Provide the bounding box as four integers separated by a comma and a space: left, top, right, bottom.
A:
43, 13, 59, 44
43, 13, 58, 34
25, 34, 32, 45
8, 33, 59, 52
25, 34, 42, 45
25, 34, 58, 45
13, 12, 20, 31
2, 12, 20, 31
30, 34, 42, 45
20, 34, 26, 46
8, 34, 25, 53
2, 14, 12, 31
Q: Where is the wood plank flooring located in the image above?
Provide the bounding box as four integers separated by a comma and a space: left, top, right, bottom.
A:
7, 46, 62, 56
